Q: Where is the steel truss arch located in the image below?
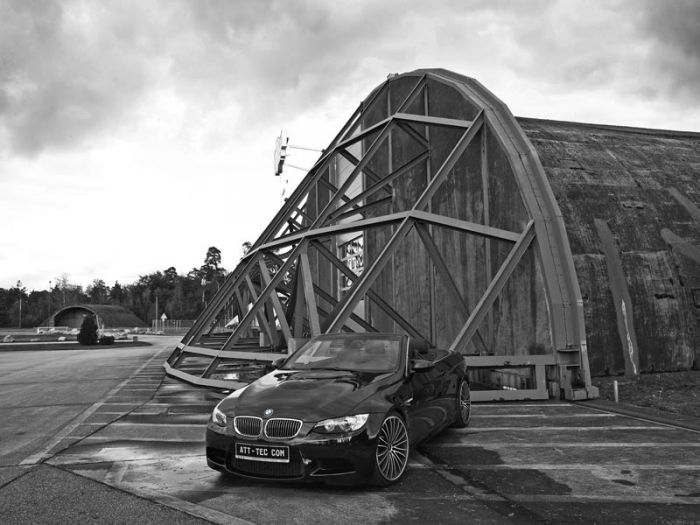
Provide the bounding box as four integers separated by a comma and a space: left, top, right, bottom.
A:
165, 69, 598, 400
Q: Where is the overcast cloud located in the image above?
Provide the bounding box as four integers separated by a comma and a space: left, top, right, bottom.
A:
1, 0, 699, 290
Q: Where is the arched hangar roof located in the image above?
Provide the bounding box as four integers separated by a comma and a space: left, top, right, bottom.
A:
53, 304, 147, 328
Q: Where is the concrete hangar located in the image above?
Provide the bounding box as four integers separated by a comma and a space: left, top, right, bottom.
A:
166, 69, 699, 401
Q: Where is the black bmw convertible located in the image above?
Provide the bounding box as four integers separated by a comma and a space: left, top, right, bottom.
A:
206, 332, 471, 485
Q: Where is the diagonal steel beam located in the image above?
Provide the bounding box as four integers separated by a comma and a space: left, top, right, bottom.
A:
299, 248, 321, 336
328, 196, 393, 224
395, 74, 427, 113
414, 223, 488, 352
310, 239, 426, 340
413, 111, 484, 211
329, 150, 430, 222
327, 218, 415, 332
312, 120, 395, 229
221, 241, 307, 351
258, 258, 293, 343
183, 252, 261, 345
338, 150, 392, 195
396, 120, 430, 149
259, 211, 411, 252
312, 283, 377, 333
449, 221, 536, 353
244, 274, 276, 347
334, 115, 392, 152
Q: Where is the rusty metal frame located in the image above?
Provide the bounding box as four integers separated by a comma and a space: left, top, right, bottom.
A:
166, 69, 596, 401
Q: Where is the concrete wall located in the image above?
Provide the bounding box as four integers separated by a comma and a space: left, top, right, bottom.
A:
520, 118, 700, 374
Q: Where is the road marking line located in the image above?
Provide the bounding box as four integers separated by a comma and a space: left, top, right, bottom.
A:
108, 422, 204, 428
431, 442, 700, 448
506, 494, 700, 504
475, 403, 572, 407
20, 350, 166, 465
425, 464, 700, 470
471, 413, 617, 418
450, 426, 670, 432
66, 436, 202, 443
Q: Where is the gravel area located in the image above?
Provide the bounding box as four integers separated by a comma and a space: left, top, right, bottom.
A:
592, 370, 700, 418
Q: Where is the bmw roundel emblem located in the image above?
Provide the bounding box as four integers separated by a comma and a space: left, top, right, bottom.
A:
264, 408, 274, 417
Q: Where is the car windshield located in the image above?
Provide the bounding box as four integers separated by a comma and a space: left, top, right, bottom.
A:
281, 335, 402, 373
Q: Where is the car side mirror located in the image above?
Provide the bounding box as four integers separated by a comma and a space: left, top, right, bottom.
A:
411, 359, 434, 373
267, 357, 287, 372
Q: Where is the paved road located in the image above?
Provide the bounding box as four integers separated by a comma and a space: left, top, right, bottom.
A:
2, 339, 699, 524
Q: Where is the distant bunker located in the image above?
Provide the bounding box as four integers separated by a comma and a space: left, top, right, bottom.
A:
53, 305, 147, 330
170, 69, 699, 401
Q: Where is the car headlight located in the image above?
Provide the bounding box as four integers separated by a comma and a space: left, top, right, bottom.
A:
313, 414, 369, 434
211, 404, 227, 427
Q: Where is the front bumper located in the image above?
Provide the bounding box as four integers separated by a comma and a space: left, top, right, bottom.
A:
205, 416, 383, 484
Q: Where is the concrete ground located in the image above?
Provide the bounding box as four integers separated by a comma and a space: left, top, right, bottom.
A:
1, 336, 699, 524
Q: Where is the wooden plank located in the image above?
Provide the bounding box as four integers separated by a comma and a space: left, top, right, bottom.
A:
450, 221, 535, 352
415, 223, 488, 352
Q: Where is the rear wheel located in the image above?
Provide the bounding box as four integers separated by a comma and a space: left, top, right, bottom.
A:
452, 378, 471, 428
373, 413, 409, 485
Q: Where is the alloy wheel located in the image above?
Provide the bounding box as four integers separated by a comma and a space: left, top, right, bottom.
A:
375, 415, 409, 482
459, 380, 471, 423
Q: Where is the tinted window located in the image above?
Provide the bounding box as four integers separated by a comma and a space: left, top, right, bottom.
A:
282, 336, 401, 372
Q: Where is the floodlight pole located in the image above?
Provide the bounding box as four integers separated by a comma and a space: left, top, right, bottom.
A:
16, 280, 22, 329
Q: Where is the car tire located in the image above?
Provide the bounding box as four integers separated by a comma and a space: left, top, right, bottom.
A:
452, 378, 471, 428
372, 412, 410, 486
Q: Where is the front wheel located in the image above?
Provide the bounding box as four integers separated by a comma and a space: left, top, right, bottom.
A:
372, 413, 409, 485
452, 378, 471, 428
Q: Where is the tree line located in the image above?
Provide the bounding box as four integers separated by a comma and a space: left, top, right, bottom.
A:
0, 247, 228, 328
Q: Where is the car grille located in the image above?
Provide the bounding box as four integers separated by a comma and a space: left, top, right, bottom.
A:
264, 418, 303, 439
234, 416, 262, 437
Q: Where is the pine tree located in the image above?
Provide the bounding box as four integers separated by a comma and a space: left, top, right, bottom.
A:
77, 315, 98, 345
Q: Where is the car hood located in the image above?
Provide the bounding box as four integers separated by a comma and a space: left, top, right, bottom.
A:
219, 369, 396, 421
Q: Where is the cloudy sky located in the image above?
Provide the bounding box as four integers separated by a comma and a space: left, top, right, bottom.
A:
1, 0, 699, 291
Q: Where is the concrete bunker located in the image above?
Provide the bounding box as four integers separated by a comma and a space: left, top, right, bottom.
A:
53, 304, 147, 331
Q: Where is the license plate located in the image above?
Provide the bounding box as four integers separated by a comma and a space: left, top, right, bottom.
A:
235, 442, 290, 463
